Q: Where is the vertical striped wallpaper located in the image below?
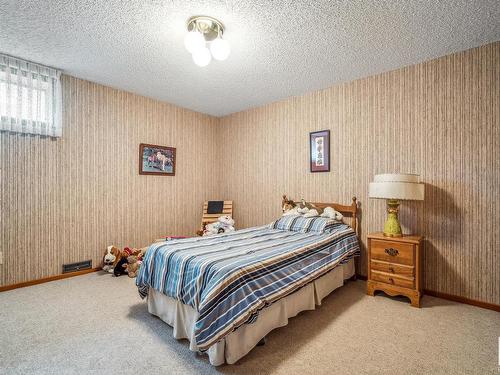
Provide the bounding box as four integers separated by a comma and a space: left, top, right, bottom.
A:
0, 76, 219, 286
1, 43, 498, 305
218, 42, 499, 305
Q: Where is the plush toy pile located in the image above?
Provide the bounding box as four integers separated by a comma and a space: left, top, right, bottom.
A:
203, 215, 235, 236
102, 246, 147, 277
281, 195, 344, 221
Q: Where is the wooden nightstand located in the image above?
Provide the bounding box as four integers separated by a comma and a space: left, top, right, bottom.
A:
367, 233, 424, 307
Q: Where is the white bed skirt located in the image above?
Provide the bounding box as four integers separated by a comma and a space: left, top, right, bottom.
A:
147, 260, 355, 366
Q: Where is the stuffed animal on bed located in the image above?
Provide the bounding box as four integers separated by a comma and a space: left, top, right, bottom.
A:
282, 197, 323, 217
282, 195, 295, 211
299, 199, 325, 218
281, 196, 343, 221
282, 195, 300, 216
203, 215, 235, 236
321, 206, 344, 221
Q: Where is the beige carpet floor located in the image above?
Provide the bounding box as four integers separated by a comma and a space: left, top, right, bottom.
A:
0, 272, 498, 375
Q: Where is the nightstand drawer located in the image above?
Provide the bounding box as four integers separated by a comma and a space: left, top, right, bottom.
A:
371, 270, 415, 289
370, 239, 414, 265
371, 259, 414, 277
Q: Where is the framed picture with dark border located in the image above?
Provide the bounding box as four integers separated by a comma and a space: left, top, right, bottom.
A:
139, 143, 176, 176
309, 130, 330, 173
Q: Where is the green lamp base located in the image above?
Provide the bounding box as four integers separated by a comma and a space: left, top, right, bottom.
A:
383, 199, 402, 237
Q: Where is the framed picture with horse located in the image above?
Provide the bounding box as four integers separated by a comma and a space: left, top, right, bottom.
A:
139, 143, 176, 176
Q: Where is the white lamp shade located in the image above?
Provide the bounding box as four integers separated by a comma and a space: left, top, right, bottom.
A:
210, 38, 230, 61
369, 174, 424, 200
184, 31, 205, 54
192, 47, 212, 67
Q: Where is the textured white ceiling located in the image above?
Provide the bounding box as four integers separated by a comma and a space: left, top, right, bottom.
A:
1, 1, 499, 116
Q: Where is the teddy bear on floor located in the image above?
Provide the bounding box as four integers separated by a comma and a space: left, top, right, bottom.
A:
113, 247, 138, 277
113, 256, 129, 277
103, 246, 146, 277
124, 247, 148, 278
203, 215, 235, 236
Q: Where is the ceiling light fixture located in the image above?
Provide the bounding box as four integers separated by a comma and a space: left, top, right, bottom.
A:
184, 16, 230, 67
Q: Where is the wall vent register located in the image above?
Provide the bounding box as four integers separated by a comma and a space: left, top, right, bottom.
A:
62, 260, 92, 273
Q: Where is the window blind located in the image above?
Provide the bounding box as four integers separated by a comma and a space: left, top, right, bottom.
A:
0, 53, 62, 137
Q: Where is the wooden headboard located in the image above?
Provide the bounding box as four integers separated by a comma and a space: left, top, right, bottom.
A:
282, 195, 358, 232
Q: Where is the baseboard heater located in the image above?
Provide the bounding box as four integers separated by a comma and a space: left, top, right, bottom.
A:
62, 260, 92, 273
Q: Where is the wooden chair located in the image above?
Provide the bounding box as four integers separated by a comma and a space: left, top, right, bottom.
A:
197, 201, 233, 235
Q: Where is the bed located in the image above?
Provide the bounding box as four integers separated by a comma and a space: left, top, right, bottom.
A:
136, 197, 360, 366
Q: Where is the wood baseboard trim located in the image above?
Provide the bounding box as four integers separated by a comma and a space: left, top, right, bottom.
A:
357, 274, 498, 311
423, 289, 500, 312
0, 268, 101, 292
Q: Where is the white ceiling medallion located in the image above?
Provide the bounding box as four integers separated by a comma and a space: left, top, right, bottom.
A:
184, 16, 230, 67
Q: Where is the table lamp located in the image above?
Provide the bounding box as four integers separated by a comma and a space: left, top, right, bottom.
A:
368, 173, 424, 237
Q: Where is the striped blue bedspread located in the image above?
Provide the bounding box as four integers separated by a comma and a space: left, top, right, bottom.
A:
136, 222, 359, 351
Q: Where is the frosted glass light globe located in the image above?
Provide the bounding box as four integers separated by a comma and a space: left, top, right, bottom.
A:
210, 38, 231, 61
184, 31, 205, 54
192, 47, 212, 67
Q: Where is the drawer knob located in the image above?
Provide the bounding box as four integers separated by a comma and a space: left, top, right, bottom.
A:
388, 267, 395, 273
385, 248, 399, 256
388, 277, 394, 284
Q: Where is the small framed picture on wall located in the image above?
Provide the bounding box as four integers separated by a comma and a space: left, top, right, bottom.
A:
309, 130, 330, 173
139, 143, 176, 176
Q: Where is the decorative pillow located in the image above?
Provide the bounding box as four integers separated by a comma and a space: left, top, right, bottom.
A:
269, 215, 339, 233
